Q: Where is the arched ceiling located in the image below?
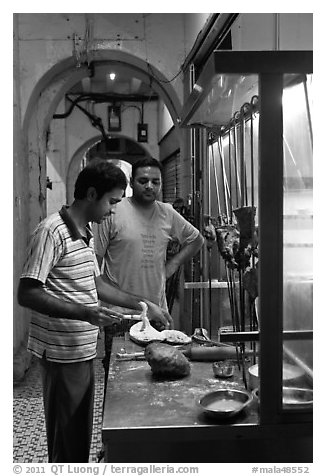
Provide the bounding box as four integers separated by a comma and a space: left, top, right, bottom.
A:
68, 61, 159, 101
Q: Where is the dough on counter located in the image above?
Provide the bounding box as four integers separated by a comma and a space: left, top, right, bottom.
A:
160, 329, 192, 345
145, 342, 191, 378
129, 321, 164, 343
129, 301, 164, 344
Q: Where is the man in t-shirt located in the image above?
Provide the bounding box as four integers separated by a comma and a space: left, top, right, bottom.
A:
17, 160, 171, 463
93, 157, 204, 329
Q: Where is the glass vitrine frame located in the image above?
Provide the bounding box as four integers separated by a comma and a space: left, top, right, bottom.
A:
180, 50, 313, 425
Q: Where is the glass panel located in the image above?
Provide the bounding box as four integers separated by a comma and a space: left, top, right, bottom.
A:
189, 74, 259, 128
207, 104, 260, 399
282, 74, 313, 410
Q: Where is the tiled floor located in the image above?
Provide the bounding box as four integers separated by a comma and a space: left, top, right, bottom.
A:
13, 337, 106, 463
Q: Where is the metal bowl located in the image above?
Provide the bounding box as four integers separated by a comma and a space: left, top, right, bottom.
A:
251, 387, 313, 410
212, 360, 235, 378
198, 388, 253, 420
248, 363, 305, 390
283, 387, 313, 410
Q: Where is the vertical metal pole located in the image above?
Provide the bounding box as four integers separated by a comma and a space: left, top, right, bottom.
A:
191, 128, 202, 330
250, 97, 257, 364
228, 129, 233, 220
250, 99, 255, 212
233, 122, 241, 207
218, 136, 230, 220
259, 72, 284, 424
239, 111, 245, 207
211, 142, 222, 217
188, 64, 196, 333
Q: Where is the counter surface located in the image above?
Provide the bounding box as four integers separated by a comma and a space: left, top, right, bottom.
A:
101, 337, 312, 462
102, 337, 258, 432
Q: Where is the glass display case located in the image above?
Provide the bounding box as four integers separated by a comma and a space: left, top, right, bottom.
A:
180, 51, 313, 430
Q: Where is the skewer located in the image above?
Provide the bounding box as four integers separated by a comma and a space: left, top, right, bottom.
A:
249, 295, 257, 365
207, 137, 213, 339
225, 265, 235, 331
226, 264, 241, 370
230, 267, 241, 370
239, 269, 246, 333
240, 103, 251, 207
210, 142, 222, 217
218, 135, 231, 221
228, 129, 233, 223
250, 98, 256, 213
239, 108, 245, 208
208, 245, 212, 338
232, 116, 241, 208
283, 134, 304, 184
240, 343, 248, 389
303, 75, 313, 149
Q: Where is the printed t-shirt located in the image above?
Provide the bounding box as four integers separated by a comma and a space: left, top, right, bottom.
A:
94, 198, 200, 310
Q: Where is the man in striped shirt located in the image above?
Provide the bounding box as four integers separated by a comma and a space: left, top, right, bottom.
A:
18, 160, 171, 463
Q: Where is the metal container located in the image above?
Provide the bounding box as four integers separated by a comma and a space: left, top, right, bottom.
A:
248, 363, 305, 390
252, 386, 312, 410
283, 387, 313, 410
212, 360, 235, 378
198, 388, 253, 420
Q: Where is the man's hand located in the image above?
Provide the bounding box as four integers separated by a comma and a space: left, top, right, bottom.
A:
85, 306, 125, 327
146, 301, 174, 330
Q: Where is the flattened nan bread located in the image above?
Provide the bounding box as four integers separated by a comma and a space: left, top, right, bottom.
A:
160, 329, 192, 345
129, 303, 191, 345
129, 321, 164, 344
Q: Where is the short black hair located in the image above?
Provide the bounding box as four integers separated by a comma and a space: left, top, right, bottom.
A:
131, 157, 163, 179
74, 159, 127, 200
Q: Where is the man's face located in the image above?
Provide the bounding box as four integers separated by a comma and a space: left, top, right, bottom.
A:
91, 188, 124, 224
131, 166, 162, 205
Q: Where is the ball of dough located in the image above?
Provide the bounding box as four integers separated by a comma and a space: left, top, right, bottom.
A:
145, 342, 191, 378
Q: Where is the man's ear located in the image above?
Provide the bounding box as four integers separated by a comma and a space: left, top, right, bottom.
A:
86, 186, 98, 201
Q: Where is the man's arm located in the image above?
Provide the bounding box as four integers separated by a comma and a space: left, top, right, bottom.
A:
96, 275, 173, 329
165, 233, 204, 279
17, 278, 123, 327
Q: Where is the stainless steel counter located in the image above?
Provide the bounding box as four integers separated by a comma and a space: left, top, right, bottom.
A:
102, 337, 312, 463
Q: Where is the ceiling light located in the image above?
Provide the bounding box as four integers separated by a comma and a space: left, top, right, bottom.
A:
109, 72, 116, 81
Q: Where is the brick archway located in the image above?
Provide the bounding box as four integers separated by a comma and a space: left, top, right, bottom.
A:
23, 50, 182, 232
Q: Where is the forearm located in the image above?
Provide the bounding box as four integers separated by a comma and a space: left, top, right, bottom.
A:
96, 276, 173, 328
18, 279, 87, 321
166, 234, 204, 278
96, 275, 142, 311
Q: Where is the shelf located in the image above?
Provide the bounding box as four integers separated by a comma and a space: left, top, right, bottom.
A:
180, 50, 313, 130
184, 280, 229, 289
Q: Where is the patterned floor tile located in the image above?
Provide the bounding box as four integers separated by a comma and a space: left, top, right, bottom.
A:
13, 337, 106, 463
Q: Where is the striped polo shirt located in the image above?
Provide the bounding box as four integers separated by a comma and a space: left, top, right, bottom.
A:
21, 206, 100, 363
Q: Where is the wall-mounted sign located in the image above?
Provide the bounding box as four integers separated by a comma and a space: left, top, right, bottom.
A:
108, 105, 121, 131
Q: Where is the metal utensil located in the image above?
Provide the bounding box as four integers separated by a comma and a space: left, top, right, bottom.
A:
192, 327, 232, 348
116, 350, 145, 361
